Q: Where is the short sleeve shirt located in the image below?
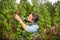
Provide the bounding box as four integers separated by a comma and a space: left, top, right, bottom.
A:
25, 23, 39, 33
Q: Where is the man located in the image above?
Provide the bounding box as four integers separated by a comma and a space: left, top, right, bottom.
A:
15, 12, 39, 33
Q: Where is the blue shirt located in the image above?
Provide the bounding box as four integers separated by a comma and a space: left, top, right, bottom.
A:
25, 23, 39, 33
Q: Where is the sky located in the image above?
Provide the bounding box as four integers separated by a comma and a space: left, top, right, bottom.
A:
48, 0, 59, 3
16, 0, 60, 4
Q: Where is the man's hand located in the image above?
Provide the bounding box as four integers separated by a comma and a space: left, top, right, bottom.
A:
15, 14, 21, 22
12, 10, 19, 18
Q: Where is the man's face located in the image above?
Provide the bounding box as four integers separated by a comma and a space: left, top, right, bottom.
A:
27, 14, 34, 23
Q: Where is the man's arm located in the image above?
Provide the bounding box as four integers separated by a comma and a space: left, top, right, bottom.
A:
15, 14, 27, 30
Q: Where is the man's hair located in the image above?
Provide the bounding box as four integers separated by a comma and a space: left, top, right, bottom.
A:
31, 12, 39, 22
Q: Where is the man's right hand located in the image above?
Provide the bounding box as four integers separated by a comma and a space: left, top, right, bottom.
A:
15, 14, 20, 22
